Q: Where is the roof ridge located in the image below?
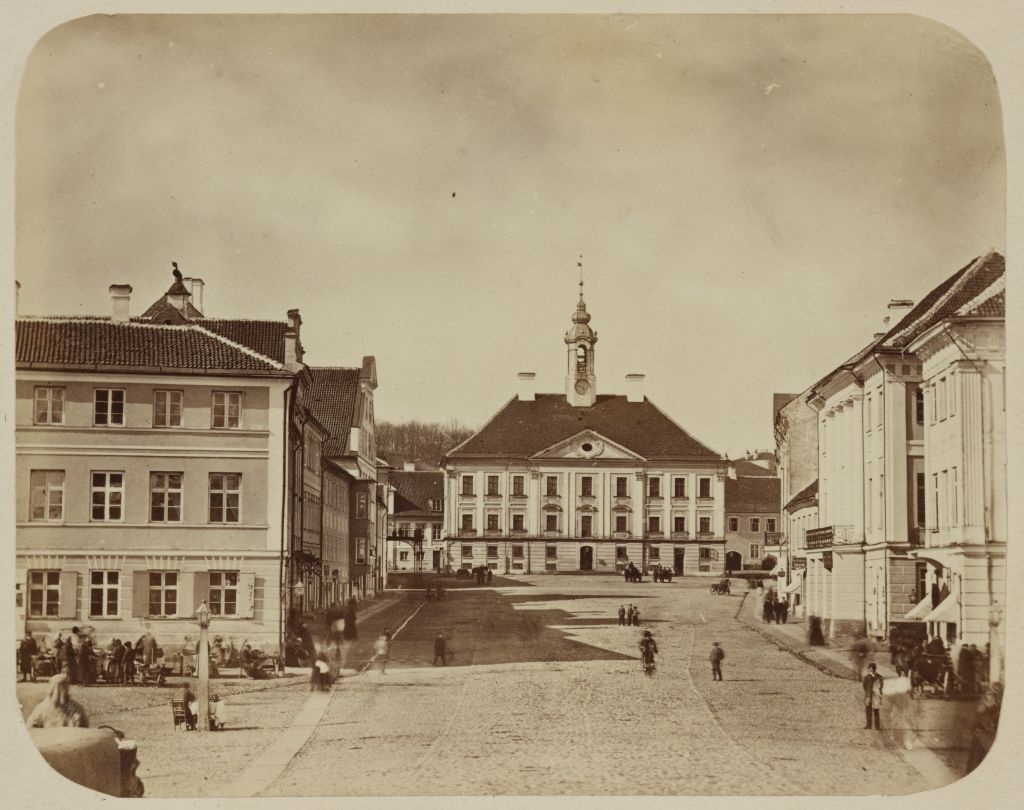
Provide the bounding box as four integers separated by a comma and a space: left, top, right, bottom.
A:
189, 324, 287, 371
884, 251, 997, 348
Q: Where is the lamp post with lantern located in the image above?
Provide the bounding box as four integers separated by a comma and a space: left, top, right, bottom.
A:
195, 600, 212, 732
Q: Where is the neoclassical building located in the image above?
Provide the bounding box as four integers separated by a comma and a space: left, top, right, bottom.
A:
441, 283, 727, 576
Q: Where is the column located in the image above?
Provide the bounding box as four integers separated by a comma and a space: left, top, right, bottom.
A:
688, 473, 697, 539
633, 471, 645, 538
959, 369, 985, 536
661, 472, 671, 538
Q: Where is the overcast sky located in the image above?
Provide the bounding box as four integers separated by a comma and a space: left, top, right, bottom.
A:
15, 14, 1004, 458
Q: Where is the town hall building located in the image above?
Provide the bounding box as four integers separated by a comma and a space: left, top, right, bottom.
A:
441, 281, 727, 576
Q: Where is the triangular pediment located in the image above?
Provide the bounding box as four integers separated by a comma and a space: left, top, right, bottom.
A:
529, 430, 646, 462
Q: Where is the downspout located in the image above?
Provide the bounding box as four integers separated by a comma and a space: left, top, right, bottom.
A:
279, 379, 297, 663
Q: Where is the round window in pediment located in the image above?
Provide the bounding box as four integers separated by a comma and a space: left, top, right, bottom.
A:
581, 442, 593, 452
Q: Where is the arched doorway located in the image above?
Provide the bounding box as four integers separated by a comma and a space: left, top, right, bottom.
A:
725, 551, 742, 574
579, 546, 594, 571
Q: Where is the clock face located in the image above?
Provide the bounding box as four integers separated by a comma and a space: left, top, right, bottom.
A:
575, 380, 589, 395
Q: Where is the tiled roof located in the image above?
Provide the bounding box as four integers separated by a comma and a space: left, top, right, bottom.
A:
196, 320, 288, 364
446, 394, 720, 461
15, 319, 289, 374
964, 290, 1004, 317
306, 367, 360, 457
390, 471, 445, 516
884, 251, 1004, 349
139, 299, 203, 323
724, 477, 780, 514
785, 479, 818, 513
731, 459, 775, 477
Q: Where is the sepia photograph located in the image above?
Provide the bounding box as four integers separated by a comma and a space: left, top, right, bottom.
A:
3, 4, 1015, 802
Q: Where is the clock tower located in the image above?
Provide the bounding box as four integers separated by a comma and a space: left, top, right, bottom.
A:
565, 274, 598, 407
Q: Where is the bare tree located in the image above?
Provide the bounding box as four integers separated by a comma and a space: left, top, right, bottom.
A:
377, 419, 475, 469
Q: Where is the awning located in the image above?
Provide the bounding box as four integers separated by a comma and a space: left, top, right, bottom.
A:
782, 570, 805, 593
923, 582, 960, 624
904, 593, 934, 620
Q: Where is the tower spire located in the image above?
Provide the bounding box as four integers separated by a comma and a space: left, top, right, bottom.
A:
578, 254, 584, 301
565, 254, 597, 407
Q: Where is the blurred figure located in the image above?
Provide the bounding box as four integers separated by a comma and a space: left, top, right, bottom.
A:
374, 632, 391, 674
19, 631, 38, 683
27, 674, 89, 728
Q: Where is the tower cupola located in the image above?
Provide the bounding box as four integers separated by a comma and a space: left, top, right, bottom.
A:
564, 258, 598, 407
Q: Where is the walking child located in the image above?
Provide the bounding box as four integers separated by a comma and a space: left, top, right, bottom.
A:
374, 632, 391, 674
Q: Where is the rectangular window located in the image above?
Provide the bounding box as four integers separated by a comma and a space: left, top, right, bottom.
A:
673, 477, 687, 498
545, 514, 558, 532
749, 518, 761, 533
616, 545, 627, 560
546, 476, 558, 496
580, 515, 593, 537
209, 571, 239, 616
148, 571, 178, 617
461, 514, 474, 531
212, 391, 241, 428
30, 470, 64, 522
648, 515, 661, 534
916, 472, 926, 526
94, 389, 125, 426
581, 476, 593, 497
428, 498, 442, 512
674, 516, 687, 533
486, 545, 498, 559
89, 570, 119, 617
461, 544, 473, 558
727, 516, 739, 532
546, 545, 558, 560
153, 389, 183, 428
649, 547, 660, 560
915, 387, 925, 425
648, 477, 661, 498
150, 472, 183, 522
487, 513, 499, 531
699, 547, 712, 560
699, 515, 712, 534
616, 476, 628, 497
462, 475, 475, 496
91, 471, 124, 521
512, 475, 525, 496
356, 491, 368, 519
749, 544, 760, 559
512, 544, 524, 559
486, 475, 499, 496
512, 514, 525, 531
399, 551, 409, 561
34, 387, 65, 425
916, 562, 928, 602
766, 518, 776, 533
699, 477, 712, 498
28, 570, 60, 617
209, 473, 241, 523
432, 522, 442, 538
615, 514, 628, 532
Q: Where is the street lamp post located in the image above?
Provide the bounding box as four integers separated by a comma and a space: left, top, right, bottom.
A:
195, 600, 211, 732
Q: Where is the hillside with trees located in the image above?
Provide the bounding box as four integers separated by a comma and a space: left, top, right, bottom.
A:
377, 419, 475, 469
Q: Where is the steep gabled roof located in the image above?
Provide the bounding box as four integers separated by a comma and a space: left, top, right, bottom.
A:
785, 479, 818, 513
445, 394, 720, 462
390, 471, 445, 516
138, 298, 203, 323
14, 318, 289, 374
724, 476, 780, 514
306, 367, 360, 457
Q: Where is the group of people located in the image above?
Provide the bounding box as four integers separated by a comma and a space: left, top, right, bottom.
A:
617, 603, 641, 626
649, 565, 674, 583
761, 590, 789, 623
19, 627, 160, 686
623, 563, 643, 583
470, 566, 494, 585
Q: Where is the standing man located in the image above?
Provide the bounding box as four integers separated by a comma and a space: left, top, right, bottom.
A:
433, 633, 448, 666
19, 631, 39, 682
618, 605, 626, 626
709, 641, 725, 681
632, 605, 641, 626
863, 663, 884, 730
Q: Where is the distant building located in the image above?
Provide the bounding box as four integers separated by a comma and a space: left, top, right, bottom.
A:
723, 477, 780, 572
442, 281, 727, 576
385, 466, 445, 572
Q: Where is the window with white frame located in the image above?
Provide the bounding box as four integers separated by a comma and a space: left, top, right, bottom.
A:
512, 475, 525, 496
486, 475, 499, 496
486, 513, 499, 531
89, 571, 119, 617
462, 475, 475, 496
150, 472, 183, 522
698, 477, 712, 498
648, 477, 661, 497
546, 476, 558, 496
580, 515, 593, 537
432, 522, 442, 538
461, 544, 473, 558
212, 391, 241, 428
91, 471, 124, 521
915, 386, 925, 425
749, 518, 761, 533
616, 545, 628, 560
649, 546, 660, 560
581, 476, 593, 497
94, 389, 125, 426
673, 477, 687, 498
674, 515, 687, 534
209, 473, 241, 523
698, 515, 712, 534
647, 515, 661, 534
461, 513, 474, 531
209, 571, 239, 615
34, 387, 65, 425
615, 514, 629, 533
399, 551, 409, 561
512, 513, 525, 531
546, 545, 558, 560
28, 570, 60, 617
148, 571, 178, 616
30, 470, 64, 522
727, 516, 739, 532
153, 389, 183, 428
512, 544, 524, 559
699, 547, 712, 560
616, 476, 628, 497
545, 513, 558, 532
486, 545, 498, 559
428, 498, 442, 512
766, 518, 776, 533
749, 544, 760, 559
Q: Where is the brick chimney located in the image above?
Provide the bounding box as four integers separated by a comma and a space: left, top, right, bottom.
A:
183, 277, 205, 315
109, 284, 133, 323
625, 373, 645, 403
284, 308, 303, 371
517, 372, 536, 401
403, 462, 416, 472
883, 298, 914, 328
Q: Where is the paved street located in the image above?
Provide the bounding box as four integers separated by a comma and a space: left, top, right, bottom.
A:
260, 576, 945, 796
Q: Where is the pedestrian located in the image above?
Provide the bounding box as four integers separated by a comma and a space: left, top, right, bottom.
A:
618, 605, 626, 626
639, 630, 659, 675
623, 566, 630, 583
762, 595, 774, 623
433, 633, 448, 666
27, 674, 89, 729
62, 636, 77, 684
486, 568, 493, 584
77, 635, 93, 687
311, 651, 330, 691
19, 631, 39, 683
123, 641, 136, 685
374, 633, 391, 674
863, 663, 884, 730
339, 598, 358, 674
110, 639, 125, 684
778, 596, 789, 624
632, 605, 641, 626
626, 604, 635, 626
140, 630, 158, 668
709, 642, 725, 681
807, 615, 825, 646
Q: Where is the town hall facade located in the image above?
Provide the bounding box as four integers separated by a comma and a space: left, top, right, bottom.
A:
442, 282, 727, 576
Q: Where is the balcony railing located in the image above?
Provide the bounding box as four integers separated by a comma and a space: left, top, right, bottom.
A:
804, 525, 856, 549
764, 532, 784, 546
